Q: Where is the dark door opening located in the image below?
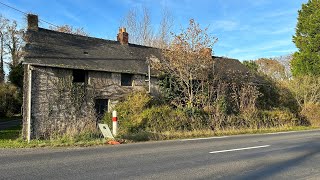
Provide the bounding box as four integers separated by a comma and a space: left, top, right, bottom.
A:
95, 99, 108, 120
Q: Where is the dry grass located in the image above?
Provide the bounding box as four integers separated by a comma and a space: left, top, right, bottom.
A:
122, 126, 318, 142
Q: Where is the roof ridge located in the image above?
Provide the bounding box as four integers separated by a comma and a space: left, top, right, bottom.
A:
37, 27, 159, 49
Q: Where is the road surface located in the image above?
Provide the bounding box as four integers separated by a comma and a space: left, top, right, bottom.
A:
0, 119, 21, 130
1, 129, 320, 179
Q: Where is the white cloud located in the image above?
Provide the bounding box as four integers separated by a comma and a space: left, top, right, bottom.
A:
263, 9, 296, 19
212, 20, 239, 31
227, 39, 294, 60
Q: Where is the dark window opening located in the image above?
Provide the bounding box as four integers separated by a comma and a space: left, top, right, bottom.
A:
121, 73, 133, 86
95, 99, 108, 120
73, 69, 86, 83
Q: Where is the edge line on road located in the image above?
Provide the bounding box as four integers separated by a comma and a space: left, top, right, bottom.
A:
209, 145, 270, 154
180, 136, 229, 141
178, 129, 320, 142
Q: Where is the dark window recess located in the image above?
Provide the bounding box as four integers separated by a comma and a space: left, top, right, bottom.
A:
73, 69, 86, 83
95, 99, 108, 120
121, 73, 133, 86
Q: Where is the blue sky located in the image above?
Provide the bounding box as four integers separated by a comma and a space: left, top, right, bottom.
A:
0, 0, 308, 60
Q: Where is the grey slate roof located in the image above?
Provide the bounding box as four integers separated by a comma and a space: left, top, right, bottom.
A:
24, 28, 162, 75
213, 56, 263, 83
23, 28, 259, 83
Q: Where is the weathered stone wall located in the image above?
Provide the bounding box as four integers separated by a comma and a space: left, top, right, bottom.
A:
22, 65, 30, 139
23, 65, 148, 139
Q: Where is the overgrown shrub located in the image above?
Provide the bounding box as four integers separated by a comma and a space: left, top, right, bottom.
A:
103, 91, 210, 135
102, 91, 152, 134
102, 77, 312, 140
140, 105, 189, 132
301, 103, 320, 127
0, 83, 22, 117
257, 109, 302, 127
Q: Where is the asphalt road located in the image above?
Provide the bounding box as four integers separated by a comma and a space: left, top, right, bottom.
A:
1, 130, 320, 180
0, 119, 21, 130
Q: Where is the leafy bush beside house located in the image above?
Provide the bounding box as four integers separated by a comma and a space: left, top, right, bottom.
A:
102, 88, 307, 140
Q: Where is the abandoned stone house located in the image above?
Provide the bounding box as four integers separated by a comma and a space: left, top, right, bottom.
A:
22, 14, 162, 140
22, 14, 256, 140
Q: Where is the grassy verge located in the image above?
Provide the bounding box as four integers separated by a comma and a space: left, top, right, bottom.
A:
121, 126, 319, 142
0, 125, 318, 148
0, 125, 106, 148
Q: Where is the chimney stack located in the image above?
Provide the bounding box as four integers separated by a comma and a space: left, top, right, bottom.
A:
27, 14, 38, 31
117, 27, 128, 45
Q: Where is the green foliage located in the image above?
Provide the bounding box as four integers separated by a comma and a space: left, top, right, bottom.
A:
103, 91, 210, 135
255, 77, 281, 110
8, 62, 24, 89
140, 105, 189, 132
0, 83, 21, 117
104, 91, 152, 134
242, 60, 259, 72
292, 0, 320, 76
276, 82, 300, 113
0, 125, 105, 148
0, 125, 21, 140
257, 109, 303, 127
157, 73, 184, 106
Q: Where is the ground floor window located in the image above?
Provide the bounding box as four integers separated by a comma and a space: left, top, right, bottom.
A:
95, 99, 108, 120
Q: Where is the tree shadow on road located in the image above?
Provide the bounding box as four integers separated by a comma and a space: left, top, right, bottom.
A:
235, 144, 320, 180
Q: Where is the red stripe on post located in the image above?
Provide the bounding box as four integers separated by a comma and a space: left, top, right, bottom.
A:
112, 117, 117, 122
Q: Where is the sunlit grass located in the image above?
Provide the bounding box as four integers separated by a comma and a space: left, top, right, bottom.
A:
122, 126, 318, 142
0, 125, 318, 148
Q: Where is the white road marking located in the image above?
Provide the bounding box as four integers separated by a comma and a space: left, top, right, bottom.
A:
179, 129, 320, 142
209, 145, 270, 154
180, 136, 229, 141
265, 131, 299, 135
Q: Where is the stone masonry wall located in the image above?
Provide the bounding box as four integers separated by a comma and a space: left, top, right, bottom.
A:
23, 66, 147, 139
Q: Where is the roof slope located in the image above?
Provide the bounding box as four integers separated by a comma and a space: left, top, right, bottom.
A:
24, 28, 162, 75
213, 56, 263, 84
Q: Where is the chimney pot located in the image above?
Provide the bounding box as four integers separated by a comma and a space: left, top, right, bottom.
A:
117, 27, 128, 45
27, 14, 38, 31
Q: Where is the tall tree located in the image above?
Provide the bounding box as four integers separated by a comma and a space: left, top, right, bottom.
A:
5, 20, 24, 67
49, 25, 88, 36
292, 0, 320, 76
0, 15, 8, 83
120, 7, 154, 46
154, 8, 173, 48
120, 7, 173, 48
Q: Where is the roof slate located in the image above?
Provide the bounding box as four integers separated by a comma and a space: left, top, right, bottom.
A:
23, 28, 259, 83
24, 28, 162, 75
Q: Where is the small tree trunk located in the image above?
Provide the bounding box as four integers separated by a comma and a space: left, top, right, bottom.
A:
0, 33, 4, 83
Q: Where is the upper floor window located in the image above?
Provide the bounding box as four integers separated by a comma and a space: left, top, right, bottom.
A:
73, 69, 86, 83
121, 73, 133, 86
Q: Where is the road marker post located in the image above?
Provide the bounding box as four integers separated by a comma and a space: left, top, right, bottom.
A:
112, 110, 118, 136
